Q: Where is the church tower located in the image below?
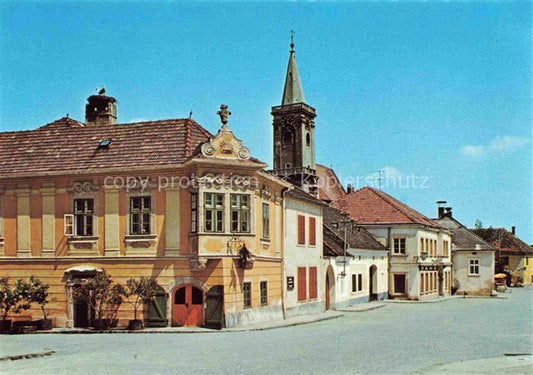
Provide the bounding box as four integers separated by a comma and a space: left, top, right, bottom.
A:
272, 37, 318, 196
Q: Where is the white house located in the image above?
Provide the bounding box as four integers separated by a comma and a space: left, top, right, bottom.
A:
322, 206, 388, 309
335, 187, 452, 300
435, 207, 495, 296
282, 187, 326, 317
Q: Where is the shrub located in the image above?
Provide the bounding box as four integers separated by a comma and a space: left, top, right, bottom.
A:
121, 277, 158, 321
0, 277, 32, 321
28, 277, 50, 320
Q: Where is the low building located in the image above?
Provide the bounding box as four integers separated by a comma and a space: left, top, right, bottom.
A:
334, 187, 452, 300
472, 227, 533, 286
434, 207, 495, 296
322, 206, 388, 309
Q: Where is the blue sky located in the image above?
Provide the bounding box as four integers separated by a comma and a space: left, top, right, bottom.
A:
1, 2, 531, 242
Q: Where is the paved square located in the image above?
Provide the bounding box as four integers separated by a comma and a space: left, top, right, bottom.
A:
2, 287, 532, 374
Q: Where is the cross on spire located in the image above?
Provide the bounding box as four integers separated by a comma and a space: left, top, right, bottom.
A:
290, 30, 295, 52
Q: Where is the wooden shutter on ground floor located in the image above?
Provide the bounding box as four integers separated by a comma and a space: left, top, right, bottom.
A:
309, 267, 317, 299
298, 267, 307, 301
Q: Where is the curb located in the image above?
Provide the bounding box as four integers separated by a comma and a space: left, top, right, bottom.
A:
3, 313, 344, 335
0, 350, 55, 362
339, 304, 387, 313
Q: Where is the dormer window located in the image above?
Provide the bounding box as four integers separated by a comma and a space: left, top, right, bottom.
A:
97, 139, 112, 150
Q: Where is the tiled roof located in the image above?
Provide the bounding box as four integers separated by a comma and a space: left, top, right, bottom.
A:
471, 228, 533, 255
435, 216, 494, 251
333, 186, 439, 227
316, 164, 346, 203
0, 117, 214, 178
323, 206, 387, 254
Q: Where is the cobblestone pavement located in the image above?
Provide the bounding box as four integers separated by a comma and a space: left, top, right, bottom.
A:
2, 287, 531, 374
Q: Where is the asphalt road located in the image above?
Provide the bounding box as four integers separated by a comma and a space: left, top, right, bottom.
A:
2, 287, 532, 374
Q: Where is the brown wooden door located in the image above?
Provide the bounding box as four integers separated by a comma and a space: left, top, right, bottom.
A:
172, 285, 204, 327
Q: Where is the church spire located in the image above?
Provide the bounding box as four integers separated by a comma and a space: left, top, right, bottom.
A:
281, 32, 305, 105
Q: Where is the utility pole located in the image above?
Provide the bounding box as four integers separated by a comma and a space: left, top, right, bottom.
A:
340, 212, 351, 278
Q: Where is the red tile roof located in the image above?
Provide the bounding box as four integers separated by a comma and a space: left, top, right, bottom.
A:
316, 164, 346, 203
0, 117, 215, 178
472, 228, 533, 255
333, 186, 439, 227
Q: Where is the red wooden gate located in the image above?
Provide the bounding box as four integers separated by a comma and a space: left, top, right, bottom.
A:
171, 285, 204, 327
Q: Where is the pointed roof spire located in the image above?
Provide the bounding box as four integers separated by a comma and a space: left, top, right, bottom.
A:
282, 31, 305, 105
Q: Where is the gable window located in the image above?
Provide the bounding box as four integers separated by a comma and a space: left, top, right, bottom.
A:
309, 217, 316, 246
204, 193, 224, 232
260, 281, 268, 306
262, 203, 270, 239
469, 259, 479, 276
130, 196, 151, 235
74, 198, 94, 236
297, 215, 306, 245
243, 282, 252, 309
191, 193, 198, 233
230, 194, 250, 233
393, 238, 406, 255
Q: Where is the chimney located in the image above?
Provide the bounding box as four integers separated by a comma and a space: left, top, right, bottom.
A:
347, 184, 353, 194
85, 90, 117, 125
511, 226, 516, 235
436, 200, 447, 219
445, 207, 452, 218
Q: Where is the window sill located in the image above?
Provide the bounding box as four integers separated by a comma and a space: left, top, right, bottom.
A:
125, 234, 157, 241
68, 236, 99, 243
391, 253, 407, 257
260, 238, 271, 243
468, 274, 480, 278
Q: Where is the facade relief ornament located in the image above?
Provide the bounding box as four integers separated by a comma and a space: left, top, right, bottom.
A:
67, 181, 99, 194
195, 173, 258, 191
200, 105, 250, 161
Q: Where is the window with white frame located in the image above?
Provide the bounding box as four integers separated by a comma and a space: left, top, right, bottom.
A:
230, 194, 250, 233
393, 238, 406, 255
191, 193, 198, 233
74, 198, 94, 236
469, 259, 479, 276
204, 193, 224, 232
262, 203, 270, 239
130, 196, 151, 235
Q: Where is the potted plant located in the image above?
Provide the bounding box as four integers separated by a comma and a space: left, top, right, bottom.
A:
121, 277, 158, 330
0, 278, 32, 333
72, 271, 123, 330
28, 277, 52, 330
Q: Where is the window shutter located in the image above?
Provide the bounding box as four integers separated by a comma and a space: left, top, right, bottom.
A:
64, 214, 74, 236
309, 217, 316, 246
297, 215, 305, 245
297, 267, 307, 301
309, 267, 317, 299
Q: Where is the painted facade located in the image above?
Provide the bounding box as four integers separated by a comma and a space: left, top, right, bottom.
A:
0, 100, 297, 329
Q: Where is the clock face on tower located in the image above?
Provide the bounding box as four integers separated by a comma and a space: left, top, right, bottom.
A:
281, 116, 294, 128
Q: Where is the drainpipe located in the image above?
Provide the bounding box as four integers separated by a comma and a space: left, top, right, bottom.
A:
387, 227, 391, 298
280, 186, 294, 320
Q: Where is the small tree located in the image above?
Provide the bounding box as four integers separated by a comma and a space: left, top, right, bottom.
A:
72, 271, 123, 329
122, 277, 158, 321
28, 277, 50, 320
0, 277, 32, 321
